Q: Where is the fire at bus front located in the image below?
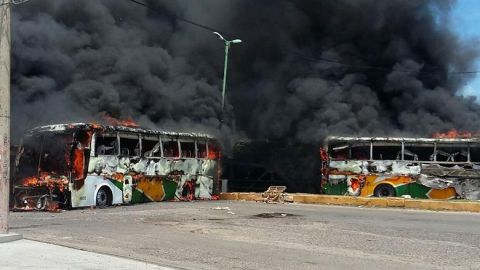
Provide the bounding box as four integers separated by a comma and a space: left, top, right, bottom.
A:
12, 126, 90, 211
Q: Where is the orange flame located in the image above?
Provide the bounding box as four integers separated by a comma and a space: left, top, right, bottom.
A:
21, 173, 69, 192
207, 144, 221, 159
22, 176, 39, 186
100, 112, 139, 128
432, 129, 477, 139
72, 148, 85, 180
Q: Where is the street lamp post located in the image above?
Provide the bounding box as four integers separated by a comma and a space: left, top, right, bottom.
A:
213, 32, 242, 113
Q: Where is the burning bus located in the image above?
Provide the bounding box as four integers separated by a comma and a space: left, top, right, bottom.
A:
12, 123, 221, 211
321, 136, 480, 200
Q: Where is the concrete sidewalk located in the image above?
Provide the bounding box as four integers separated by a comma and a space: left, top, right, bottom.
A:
0, 239, 173, 270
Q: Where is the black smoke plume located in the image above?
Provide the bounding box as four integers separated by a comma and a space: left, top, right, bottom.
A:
11, 0, 480, 144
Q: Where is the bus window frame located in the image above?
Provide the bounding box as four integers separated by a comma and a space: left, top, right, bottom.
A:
349, 142, 372, 161
93, 132, 119, 157
433, 142, 469, 163
118, 132, 141, 158
371, 142, 402, 161
161, 136, 180, 158
328, 141, 372, 161
401, 142, 435, 162
468, 144, 480, 162
196, 139, 208, 159
179, 138, 196, 159
326, 138, 480, 165
206, 140, 221, 160
329, 144, 350, 160
141, 134, 162, 159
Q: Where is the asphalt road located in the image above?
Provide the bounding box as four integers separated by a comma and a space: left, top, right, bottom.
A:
9, 201, 480, 270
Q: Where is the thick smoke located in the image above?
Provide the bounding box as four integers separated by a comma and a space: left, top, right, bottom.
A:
10, 0, 480, 144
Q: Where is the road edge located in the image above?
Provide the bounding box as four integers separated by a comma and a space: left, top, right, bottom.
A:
219, 193, 480, 212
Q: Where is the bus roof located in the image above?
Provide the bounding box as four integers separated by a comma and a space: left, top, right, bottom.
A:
324, 136, 480, 145
27, 123, 216, 139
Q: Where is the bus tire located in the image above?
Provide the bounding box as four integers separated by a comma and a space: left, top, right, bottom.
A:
374, 184, 396, 197
96, 187, 112, 208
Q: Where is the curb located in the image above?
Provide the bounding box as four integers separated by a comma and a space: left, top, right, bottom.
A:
219, 193, 480, 212
0, 233, 23, 243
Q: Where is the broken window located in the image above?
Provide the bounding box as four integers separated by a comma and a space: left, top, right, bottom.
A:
372, 143, 401, 160
330, 144, 349, 160
95, 133, 118, 156
350, 144, 370, 160
403, 144, 434, 161
119, 134, 140, 157
435, 144, 468, 162
39, 133, 73, 174
163, 139, 179, 158
74, 130, 91, 148
142, 136, 161, 158
469, 146, 480, 162
197, 142, 207, 158
180, 141, 195, 158
16, 134, 42, 180
208, 142, 221, 159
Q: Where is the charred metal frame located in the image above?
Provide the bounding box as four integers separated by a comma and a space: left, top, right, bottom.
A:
322, 136, 480, 200
12, 123, 221, 211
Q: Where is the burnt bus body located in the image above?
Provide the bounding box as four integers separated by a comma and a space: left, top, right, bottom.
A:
13, 123, 221, 211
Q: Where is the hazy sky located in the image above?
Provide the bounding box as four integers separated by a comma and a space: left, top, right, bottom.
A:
452, 0, 480, 98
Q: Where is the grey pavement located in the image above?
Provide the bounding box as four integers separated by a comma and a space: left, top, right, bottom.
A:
0, 233, 22, 243
0, 239, 173, 270
8, 201, 480, 269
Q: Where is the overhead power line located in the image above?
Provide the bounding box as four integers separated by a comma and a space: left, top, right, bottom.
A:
126, 0, 232, 37
281, 50, 480, 75
125, 0, 480, 75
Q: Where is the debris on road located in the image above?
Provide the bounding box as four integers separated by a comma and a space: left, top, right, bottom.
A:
262, 186, 293, 203
212, 206, 231, 210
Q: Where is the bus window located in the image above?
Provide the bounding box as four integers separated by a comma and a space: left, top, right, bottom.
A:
351, 144, 370, 160
197, 142, 207, 158
180, 141, 195, 158
40, 133, 72, 173
330, 144, 349, 160
470, 146, 480, 162
436, 145, 468, 162
208, 142, 220, 159
403, 144, 434, 161
142, 136, 161, 158
16, 134, 42, 180
163, 140, 179, 158
95, 134, 118, 156
119, 134, 140, 157
74, 130, 91, 148
372, 143, 401, 160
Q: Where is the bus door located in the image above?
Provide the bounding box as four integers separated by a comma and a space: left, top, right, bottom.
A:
123, 175, 133, 203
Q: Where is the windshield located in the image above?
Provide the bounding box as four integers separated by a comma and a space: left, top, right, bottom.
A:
16, 132, 74, 181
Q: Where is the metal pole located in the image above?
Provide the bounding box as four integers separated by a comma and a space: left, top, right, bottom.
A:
0, 0, 10, 234
221, 41, 230, 112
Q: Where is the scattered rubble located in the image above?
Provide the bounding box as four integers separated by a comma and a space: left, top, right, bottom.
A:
261, 186, 293, 203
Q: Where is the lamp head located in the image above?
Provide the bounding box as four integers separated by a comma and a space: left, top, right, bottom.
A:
213, 31, 225, 41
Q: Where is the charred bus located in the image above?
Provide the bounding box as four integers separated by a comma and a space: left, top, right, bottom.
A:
12, 123, 221, 211
321, 136, 480, 200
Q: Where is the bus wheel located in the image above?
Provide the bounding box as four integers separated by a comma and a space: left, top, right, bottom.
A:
96, 187, 111, 208
36, 197, 46, 211
374, 184, 396, 197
